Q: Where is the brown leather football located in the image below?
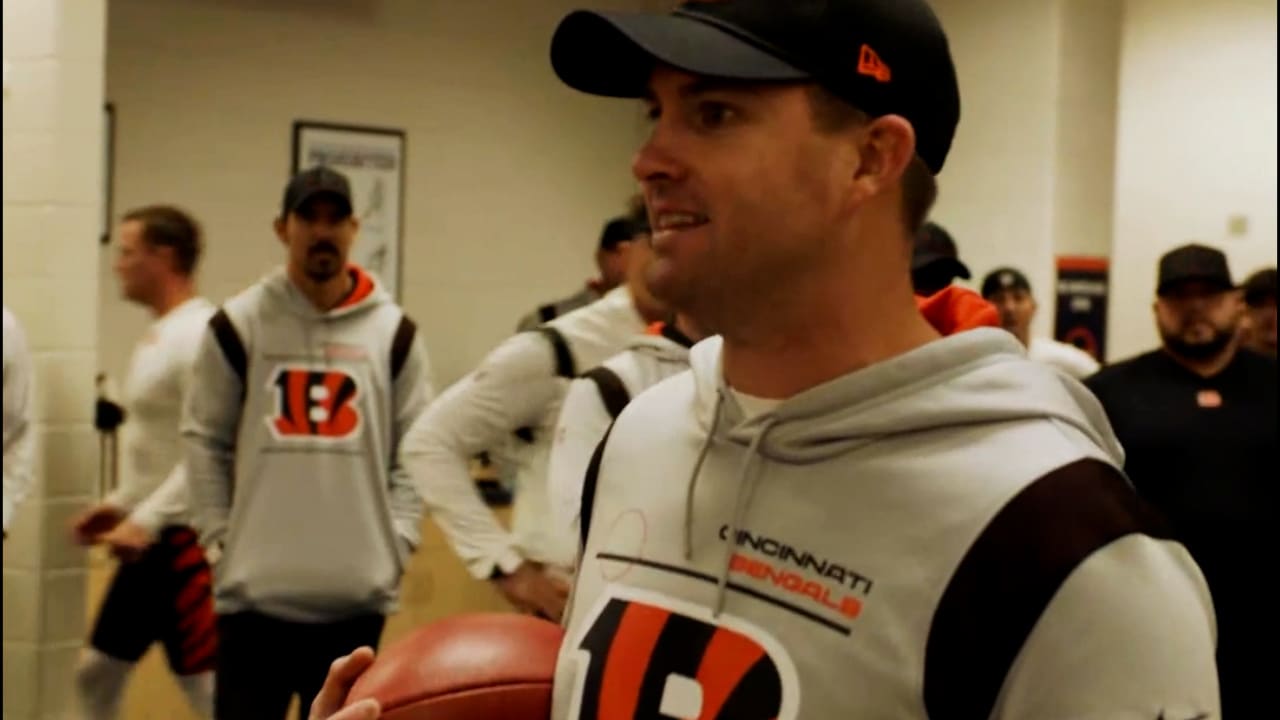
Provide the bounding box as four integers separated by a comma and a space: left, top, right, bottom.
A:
344, 613, 564, 720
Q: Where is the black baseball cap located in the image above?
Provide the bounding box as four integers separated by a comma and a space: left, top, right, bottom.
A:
911, 222, 969, 279
599, 215, 648, 251
981, 267, 1032, 299
281, 166, 353, 220
1242, 268, 1277, 307
549, 0, 961, 174
1156, 244, 1234, 296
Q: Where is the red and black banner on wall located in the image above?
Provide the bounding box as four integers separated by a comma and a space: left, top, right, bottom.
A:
1054, 256, 1109, 362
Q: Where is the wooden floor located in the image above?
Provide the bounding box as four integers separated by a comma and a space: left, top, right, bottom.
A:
86, 512, 514, 719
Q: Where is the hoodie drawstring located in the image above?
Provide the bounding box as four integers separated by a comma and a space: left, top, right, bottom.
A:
681, 387, 780, 619
683, 390, 724, 561
712, 417, 778, 618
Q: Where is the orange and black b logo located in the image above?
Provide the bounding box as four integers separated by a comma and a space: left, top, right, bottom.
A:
571, 597, 793, 719
268, 367, 361, 439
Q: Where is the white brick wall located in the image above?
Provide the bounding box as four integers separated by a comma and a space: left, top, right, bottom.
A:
2, 1, 106, 718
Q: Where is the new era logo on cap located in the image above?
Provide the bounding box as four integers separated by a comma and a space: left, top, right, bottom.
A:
858, 45, 891, 83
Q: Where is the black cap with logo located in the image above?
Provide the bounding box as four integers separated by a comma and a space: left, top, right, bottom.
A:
549, 0, 961, 174
981, 267, 1032, 299
281, 166, 354, 220
1156, 244, 1234, 297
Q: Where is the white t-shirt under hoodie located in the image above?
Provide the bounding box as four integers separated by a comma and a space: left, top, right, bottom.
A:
107, 297, 216, 532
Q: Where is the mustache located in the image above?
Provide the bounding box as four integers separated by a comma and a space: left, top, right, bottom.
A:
308, 240, 339, 256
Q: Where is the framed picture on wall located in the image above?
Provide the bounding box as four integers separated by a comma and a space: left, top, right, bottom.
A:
101, 103, 115, 245
291, 121, 407, 300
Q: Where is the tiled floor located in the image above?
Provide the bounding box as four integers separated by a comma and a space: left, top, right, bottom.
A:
85, 512, 514, 720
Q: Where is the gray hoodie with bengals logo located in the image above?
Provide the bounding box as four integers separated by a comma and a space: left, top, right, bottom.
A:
556, 330, 1219, 719
183, 266, 434, 623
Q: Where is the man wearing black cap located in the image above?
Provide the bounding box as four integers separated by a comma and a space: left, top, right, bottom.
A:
516, 212, 647, 332
912, 221, 971, 296
1239, 267, 1276, 358
1087, 244, 1277, 715
312, 3, 1217, 719
981, 266, 1100, 379
183, 166, 437, 718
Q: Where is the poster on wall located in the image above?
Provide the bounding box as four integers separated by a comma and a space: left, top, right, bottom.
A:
1054, 256, 1110, 362
102, 103, 115, 245
291, 121, 406, 300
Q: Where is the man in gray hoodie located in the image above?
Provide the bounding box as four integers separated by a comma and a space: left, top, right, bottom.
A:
184, 167, 435, 719
543, 1, 1216, 718
312, 1, 1219, 719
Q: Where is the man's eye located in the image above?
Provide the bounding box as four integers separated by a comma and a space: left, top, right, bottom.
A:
696, 102, 737, 129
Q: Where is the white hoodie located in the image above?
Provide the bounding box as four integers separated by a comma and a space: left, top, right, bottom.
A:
401, 285, 646, 578
548, 323, 695, 538
554, 329, 1218, 720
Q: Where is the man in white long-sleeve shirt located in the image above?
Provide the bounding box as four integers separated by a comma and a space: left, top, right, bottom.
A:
71, 206, 217, 720
546, 313, 703, 542
401, 213, 665, 621
3, 305, 35, 539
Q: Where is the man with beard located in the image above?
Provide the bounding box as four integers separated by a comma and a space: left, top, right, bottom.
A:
184, 167, 436, 719
1087, 243, 1277, 715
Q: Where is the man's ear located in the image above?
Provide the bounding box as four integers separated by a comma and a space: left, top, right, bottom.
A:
273, 217, 287, 244
852, 114, 916, 194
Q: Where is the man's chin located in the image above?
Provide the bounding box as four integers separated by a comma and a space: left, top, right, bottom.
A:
1165, 335, 1233, 361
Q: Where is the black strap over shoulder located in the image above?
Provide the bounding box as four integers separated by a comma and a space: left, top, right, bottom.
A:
538, 303, 559, 323
390, 315, 417, 382
660, 321, 696, 349
209, 310, 248, 388
583, 367, 631, 420
537, 326, 576, 378
579, 424, 614, 548
513, 326, 578, 444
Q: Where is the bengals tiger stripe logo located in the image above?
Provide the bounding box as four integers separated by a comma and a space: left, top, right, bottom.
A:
267, 367, 361, 439
569, 595, 797, 719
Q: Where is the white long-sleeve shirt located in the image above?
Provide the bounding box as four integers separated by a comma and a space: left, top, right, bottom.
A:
107, 297, 216, 532
402, 286, 647, 578
3, 306, 36, 534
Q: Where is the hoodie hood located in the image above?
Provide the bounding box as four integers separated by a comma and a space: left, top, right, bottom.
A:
689, 329, 1123, 467
681, 326, 1125, 618
625, 321, 697, 364
263, 264, 388, 320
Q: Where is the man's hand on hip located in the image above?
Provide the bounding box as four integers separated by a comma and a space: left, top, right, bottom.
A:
493, 561, 570, 621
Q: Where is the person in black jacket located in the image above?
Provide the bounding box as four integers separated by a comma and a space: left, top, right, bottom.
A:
1086, 243, 1277, 716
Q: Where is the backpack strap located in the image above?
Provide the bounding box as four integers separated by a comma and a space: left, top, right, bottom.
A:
537, 325, 576, 378
513, 326, 578, 444
209, 309, 248, 400
390, 314, 417, 382
583, 366, 631, 420
537, 303, 559, 324
579, 423, 614, 549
